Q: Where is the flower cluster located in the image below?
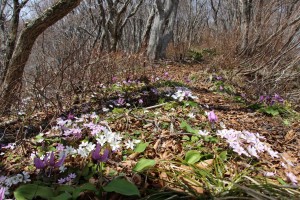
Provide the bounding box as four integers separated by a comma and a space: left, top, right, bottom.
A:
216, 129, 279, 159
171, 87, 198, 102
0, 172, 31, 197
34, 151, 66, 169
57, 173, 77, 185
259, 93, 284, 105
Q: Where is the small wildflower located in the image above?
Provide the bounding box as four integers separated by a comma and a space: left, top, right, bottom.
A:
68, 173, 76, 179
286, 172, 298, 185
0, 187, 5, 200
263, 171, 276, 177
58, 178, 66, 184
91, 144, 109, 162
125, 140, 135, 150
198, 130, 209, 136
208, 110, 218, 123
187, 113, 195, 119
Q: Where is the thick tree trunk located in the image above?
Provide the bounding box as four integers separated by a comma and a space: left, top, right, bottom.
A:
239, 0, 252, 54
0, 0, 82, 111
147, 0, 179, 60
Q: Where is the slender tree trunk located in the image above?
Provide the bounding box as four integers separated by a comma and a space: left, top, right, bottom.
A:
0, 0, 82, 111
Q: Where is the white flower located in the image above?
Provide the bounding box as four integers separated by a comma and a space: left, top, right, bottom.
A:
263, 171, 276, 177
96, 135, 107, 146
286, 172, 298, 185
247, 146, 259, 158
219, 122, 226, 129
65, 146, 76, 155
59, 165, 67, 173
198, 130, 210, 136
187, 113, 195, 119
79, 141, 89, 148
125, 140, 135, 150
133, 139, 141, 144
110, 141, 121, 151
106, 132, 115, 143
102, 107, 109, 112
22, 171, 31, 183
77, 147, 89, 158
85, 143, 96, 152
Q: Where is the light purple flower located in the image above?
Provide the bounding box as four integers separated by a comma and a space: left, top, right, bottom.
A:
138, 99, 143, 104
0, 187, 5, 200
58, 178, 66, 184
92, 144, 109, 163
56, 144, 65, 152
68, 173, 76, 179
208, 110, 218, 123
67, 113, 75, 120
116, 98, 125, 106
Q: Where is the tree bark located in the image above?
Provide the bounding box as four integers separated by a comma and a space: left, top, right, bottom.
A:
147, 0, 179, 60
239, 0, 252, 54
0, 0, 82, 111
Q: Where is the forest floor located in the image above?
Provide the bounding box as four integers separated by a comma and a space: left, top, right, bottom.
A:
1, 63, 300, 199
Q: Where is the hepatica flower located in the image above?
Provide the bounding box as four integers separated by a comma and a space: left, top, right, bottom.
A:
217, 129, 279, 159
92, 144, 109, 163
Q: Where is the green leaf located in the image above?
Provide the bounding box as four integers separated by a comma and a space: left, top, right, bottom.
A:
133, 158, 156, 172
265, 107, 279, 116
56, 185, 75, 193
50, 192, 72, 200
14, 184, 54, 200
103, 178, 140, 196
219, 151, 227, 161
72, 183, 97, 199
185, 150, 201, 164
180, 121, 198, 134
134, 142, 149, 153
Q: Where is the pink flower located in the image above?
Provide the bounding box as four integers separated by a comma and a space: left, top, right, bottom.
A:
208, 110, 218, 123
0, 187, 6, 200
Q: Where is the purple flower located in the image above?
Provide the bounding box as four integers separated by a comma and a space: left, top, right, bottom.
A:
216, 76, 222, 80
259, 95, 265, 102
116, 98, 125, 106
0, 187, 6, 200
208, 110, 218, 123
219, 86, 223, 91
151, 88, 158, 95
273, 93, 284, 103
34, 157, 46, 169
58, 178, 66, 184
56, 144, 64, 152
68, 173, 76, 179
67, 113, 75, 120
138, 99, 143, 104
112, 76, 117, 82
34, 152, 66, 169
92, 144, 109, 163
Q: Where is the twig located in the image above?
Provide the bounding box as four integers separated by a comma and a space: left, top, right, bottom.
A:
144, 103, 167, 110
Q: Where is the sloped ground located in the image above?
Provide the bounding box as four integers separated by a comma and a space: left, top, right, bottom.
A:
0, 64, 299, 199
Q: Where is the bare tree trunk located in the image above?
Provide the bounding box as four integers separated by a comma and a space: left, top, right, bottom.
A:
147, 0, 179, 60
239, 0, 252, 54
0, 0, 82, 111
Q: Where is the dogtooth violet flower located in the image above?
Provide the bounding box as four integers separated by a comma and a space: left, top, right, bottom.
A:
208, 110, 218, 123
34, 152, 66, 169
92, 144, 109, 163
